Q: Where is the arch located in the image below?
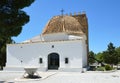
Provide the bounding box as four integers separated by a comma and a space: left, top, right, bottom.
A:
48, 53, 60, 70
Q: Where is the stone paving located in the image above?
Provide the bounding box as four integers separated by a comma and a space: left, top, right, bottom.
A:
1, 70, 120, 83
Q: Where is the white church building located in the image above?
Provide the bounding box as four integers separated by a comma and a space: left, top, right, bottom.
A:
6, 12, 89, 72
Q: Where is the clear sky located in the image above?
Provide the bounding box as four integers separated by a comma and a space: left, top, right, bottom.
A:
12, 0, 120, 53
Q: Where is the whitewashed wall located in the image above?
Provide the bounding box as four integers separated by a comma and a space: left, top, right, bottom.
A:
6, 39, 87, 71
82, 40, 88, 67
43, 33, 69, 41
22, 33, 86, 43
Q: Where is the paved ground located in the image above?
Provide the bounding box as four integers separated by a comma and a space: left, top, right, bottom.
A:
1, 70, 120, 83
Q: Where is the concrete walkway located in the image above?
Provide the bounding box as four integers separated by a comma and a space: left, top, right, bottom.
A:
1, 71, 120, 83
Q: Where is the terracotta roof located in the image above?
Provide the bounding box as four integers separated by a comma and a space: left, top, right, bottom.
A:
42, 15, 86, 35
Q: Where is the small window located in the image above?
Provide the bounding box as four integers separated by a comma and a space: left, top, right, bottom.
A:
65, 58, 69, 64
52, 45, 54, 48
39, 58, 43, 64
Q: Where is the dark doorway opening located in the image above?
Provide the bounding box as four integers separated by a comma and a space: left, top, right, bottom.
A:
48, 53, 59, 70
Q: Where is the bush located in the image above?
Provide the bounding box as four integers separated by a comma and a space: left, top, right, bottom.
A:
96, 66, 105, 71
89, 66, 96, 71
105, 64, 112, 71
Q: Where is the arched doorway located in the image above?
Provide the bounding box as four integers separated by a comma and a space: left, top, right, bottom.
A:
48, 53, 59, 70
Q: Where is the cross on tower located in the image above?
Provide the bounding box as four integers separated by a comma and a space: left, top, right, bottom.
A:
61, 9, 64, 16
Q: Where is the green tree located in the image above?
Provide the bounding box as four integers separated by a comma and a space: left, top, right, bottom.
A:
0, 37, 13, 70
95, 52, 103, 62
0, 0, 35, 69
88, 51, 95, 64
115, 47, 120, 64
103, 42, 118, 66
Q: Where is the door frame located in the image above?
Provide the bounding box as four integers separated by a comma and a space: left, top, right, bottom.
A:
48, 53, 60, 70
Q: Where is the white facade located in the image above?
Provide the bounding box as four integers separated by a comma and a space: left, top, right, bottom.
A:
5, 33, 88, 72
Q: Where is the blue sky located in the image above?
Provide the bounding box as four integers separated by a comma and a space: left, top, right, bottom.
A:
12, 0, 120, 53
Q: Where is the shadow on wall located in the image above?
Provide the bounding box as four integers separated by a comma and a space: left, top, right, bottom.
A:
0, 81, 5, 83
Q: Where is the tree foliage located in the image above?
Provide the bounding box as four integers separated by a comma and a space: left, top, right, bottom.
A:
0, 37, 13, 69
95, 42, 119, 66
0, 0, 35, 37
95, 52, 103, 62
92, 42, 120, 67
115, 47, 120, 63
88, 51, 95, 64
0, 0, 35, 69
103, 42, 118, 65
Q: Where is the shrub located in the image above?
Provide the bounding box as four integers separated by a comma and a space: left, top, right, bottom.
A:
105, 64, 112, 71
96, 66, 105, 71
